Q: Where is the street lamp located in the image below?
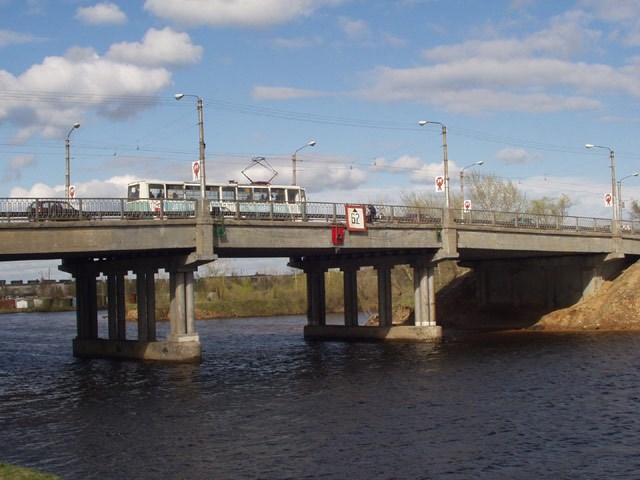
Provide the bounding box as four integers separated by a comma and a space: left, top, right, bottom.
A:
65, 122, 80, 200
291, 140, 316, 185
585, 143, 617, 229
460, 161, 484, 206
175, 93, 206, 200
419, 120, 450, 214
617, 172, 639, 221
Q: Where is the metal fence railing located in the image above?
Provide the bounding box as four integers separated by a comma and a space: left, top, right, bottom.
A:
1, 198, 637, 237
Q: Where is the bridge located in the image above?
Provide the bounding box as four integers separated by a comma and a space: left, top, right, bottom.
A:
2, 197, 638, 362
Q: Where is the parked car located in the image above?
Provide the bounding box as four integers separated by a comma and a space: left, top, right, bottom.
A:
27, 200, 90, 221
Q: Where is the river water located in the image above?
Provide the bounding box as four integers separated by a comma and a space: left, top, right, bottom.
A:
0, 311, 639, 479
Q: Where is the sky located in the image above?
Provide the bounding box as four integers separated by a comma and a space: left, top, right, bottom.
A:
2, 0, 640, 280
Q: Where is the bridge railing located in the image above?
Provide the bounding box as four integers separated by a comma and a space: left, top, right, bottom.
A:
2, 197, 638, 236
452, 208, 620, 233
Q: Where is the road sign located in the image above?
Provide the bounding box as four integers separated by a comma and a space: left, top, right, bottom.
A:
345, 204, 367, 231
192, 161, 201, 181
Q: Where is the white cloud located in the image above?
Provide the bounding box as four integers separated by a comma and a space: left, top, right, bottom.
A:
252, 86, 325, 100
494, 147, 536, 165
106, 27, 203, 67
143, 0, 343, 28
2, 154, 36, 183
338, 17, 372, 41
0, 29, 45, 47
0, 26, 190, 142
75, 2, 127, 25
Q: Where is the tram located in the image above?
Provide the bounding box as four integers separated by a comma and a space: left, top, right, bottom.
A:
126, 179, 307, 218
126, 157, 307, 219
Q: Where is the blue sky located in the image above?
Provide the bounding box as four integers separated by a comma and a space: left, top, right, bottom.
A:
2, 0, 640, 279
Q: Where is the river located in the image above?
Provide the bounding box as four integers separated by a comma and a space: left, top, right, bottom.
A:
0, 311, 639, 479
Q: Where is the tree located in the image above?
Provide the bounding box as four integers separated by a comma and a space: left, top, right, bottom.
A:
627, 200, 640, 221
466, 171, 528, 212
528, 194, 572, 217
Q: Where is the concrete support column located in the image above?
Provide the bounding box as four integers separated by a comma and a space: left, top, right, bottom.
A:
342, 267, 359, 327
306, 269, 326, 326
169, 269, 199, 341
134, 270, 157, 341
412, 264, 436, 326
75, 272, 98, 340
136, 271, 148, 340
376, 265, 393, 327
107, 273, 127, 340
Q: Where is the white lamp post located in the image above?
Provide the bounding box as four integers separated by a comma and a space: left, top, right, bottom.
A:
585, 143, 617, 231
419, 120, 450, 217
65, 123, 80, 200
460, 161, 484, 206
617, 172, 639, 221
291, 140, 316, 185
175, 93, 206, 200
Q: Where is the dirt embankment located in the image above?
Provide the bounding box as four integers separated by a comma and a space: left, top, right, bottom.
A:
436, 260, 640, 332
535, 260, 640, 331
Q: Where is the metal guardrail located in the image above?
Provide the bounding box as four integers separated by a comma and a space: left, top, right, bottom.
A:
1, 197, 639, 236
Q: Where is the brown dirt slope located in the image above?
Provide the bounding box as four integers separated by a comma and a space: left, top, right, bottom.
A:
536, 260, 640, 331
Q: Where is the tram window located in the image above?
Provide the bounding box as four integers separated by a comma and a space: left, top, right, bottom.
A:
238, 187, 253, 201
166, 184, 183, 199
287, 189, 300, 204
254, 188, 269, 201
185, 185, 200, 199
206, 187, 220, 200
271, 188, 285, 202
222, 187, 236, 201
128, 185, 140, 199
149, 184, 164, 199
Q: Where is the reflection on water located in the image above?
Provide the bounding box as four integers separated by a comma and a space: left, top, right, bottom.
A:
1, 312, 639, 479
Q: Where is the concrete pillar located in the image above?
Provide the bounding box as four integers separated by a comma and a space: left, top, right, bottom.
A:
136, 271, 148, 341
75, 272, 98, 340
169, 269, 200, 341
306, 269, 326, 326
146, 272, 157, 341
413, 264, 436, 326
185, 270, 196, 334
376, 265, 393, 326
107, 272, 127, 340
342, 267, 359, 327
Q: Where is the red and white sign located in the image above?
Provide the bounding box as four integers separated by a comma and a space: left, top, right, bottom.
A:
604, 193, 613, 207
192, 161, 201, 181
435, 175, 444, 192
463, 199, 471, 212
345, 204, 367, 231
68, 185, 76, 199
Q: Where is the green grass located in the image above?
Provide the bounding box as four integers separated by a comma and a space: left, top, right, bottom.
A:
0, 463, 60, 480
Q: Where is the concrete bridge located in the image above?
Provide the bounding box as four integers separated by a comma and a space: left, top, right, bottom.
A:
2, 197, 639, 362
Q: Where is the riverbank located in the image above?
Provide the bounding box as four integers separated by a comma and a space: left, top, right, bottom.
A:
0, 463, 59, 479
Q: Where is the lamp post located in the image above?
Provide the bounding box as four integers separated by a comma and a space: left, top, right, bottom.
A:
291, 140, 316, 185
175, 93, 206, 199
65, 123, 80, 200
617, 172, 639, 221
419, 120, 450, 214
585, 143, 617, 230
460, 161, 484, 207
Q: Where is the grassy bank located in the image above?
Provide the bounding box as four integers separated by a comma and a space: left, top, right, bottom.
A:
0, 463, 59, 480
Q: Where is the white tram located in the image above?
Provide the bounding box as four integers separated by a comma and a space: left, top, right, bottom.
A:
126, 180, 307, 218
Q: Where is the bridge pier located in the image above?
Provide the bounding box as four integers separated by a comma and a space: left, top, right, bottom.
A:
61, 256, 205, 362
292, 255, 442, 342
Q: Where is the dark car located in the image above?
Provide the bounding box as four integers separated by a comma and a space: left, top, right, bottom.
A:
27, 200, 90, 221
